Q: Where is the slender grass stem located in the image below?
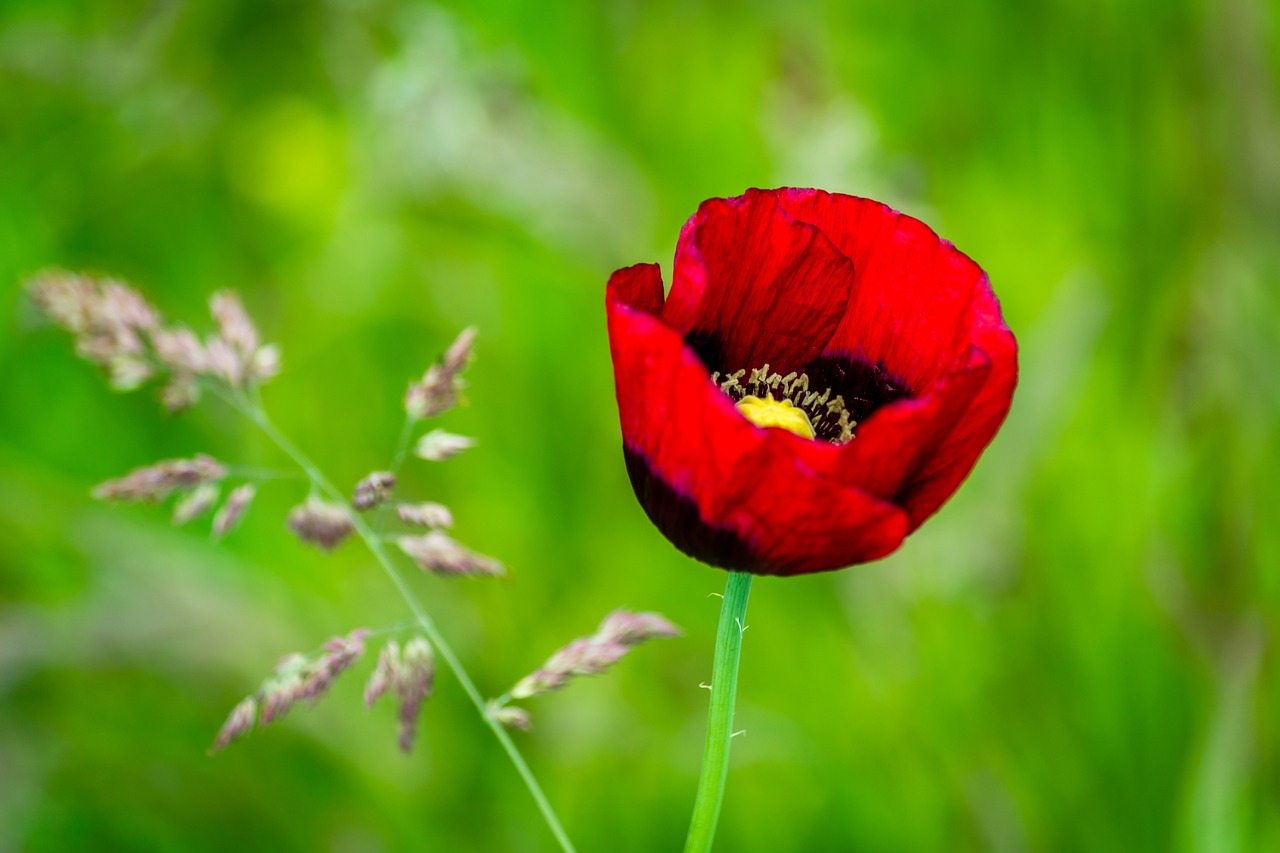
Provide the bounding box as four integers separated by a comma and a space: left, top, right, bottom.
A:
684, 571, 753, 853
388, 411, 417, 475
370, 412, 417, 537
241, 395, 576, 853
222, 465, 305, 481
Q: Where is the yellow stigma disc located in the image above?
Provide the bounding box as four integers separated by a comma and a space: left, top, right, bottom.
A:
735, 394, 816, 440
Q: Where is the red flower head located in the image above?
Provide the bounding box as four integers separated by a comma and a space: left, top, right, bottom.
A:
606, 188, 1017, 576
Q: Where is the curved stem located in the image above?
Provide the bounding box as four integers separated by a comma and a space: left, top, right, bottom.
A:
684, 571, 753, 853
243, 399, 576, 853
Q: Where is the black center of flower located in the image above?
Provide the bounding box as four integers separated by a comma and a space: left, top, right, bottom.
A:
801, 354, 913, 428
692, 335, 911, 444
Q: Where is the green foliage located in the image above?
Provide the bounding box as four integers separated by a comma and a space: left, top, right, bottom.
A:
2, 0, 1278, 850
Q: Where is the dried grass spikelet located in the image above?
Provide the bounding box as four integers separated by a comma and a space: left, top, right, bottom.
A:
509, 609, 681, 700
395, 638, 436, 752
172, 482, 220, 525
363, 641, 400, 708
209, 291, 258, 359
395, 502, 454, 529
413, 429, 475, 462
211, 697, 258, 752
210, 629, 369, 753
299, 630, 369, 702
213, 484, 256, 537
27, 271, 161, 395
28, 270, 157, 341
93, 454, 226, 502
151, 327, 207, 373
404, 327, 476, 419
160, 373, 201, 412
207, 291, 279, 387
397, 531, 504, 578
364, 637, 437, 753
27, 272, 282, 411
486, 700, 532, 731
352, 471, 396, 511
596, 610, 684, 646
287, 497, 354, 551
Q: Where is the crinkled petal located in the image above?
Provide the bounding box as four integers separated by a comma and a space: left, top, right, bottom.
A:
608, 265, 909, 575
891, 287, 1017, 527
662, 189, 857, 375
793, 345, 994, 523
774, 188, 1017, 527
774, 188, 991, 392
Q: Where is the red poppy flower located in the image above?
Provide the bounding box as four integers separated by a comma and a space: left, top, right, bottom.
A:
606, 188, 1017, 576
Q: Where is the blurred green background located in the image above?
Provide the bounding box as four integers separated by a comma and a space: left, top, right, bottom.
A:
2, 0, 1278, 850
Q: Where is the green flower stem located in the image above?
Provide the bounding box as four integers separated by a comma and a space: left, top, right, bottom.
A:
241, 395, 577, 853
684, 571, 754, 853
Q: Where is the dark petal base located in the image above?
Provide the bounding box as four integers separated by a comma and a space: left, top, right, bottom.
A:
801, 351, 911, 426
624, 447, 761, 573
687, 330, 911, 436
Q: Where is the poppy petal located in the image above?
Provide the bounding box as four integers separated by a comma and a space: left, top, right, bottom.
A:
720, 446, 910, 574
662, 189, 857, 375
774, 188, 989, 393
609, 262, 665, 314
607, 267, 909, 575
892, 288, 1017, 528
791, 346, 985, 486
